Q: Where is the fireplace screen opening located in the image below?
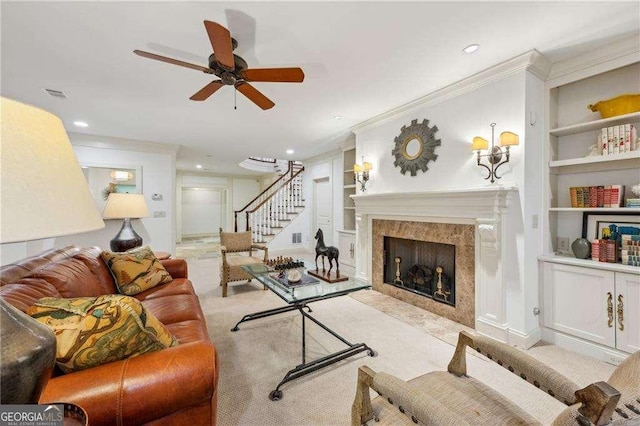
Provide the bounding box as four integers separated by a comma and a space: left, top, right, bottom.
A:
383, 236, 455, 307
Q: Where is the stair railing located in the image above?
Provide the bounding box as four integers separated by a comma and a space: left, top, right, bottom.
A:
234, 161, 304, 234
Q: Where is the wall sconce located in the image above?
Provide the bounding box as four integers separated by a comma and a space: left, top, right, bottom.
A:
472, 122, 519, 183
353, 156, 372, 192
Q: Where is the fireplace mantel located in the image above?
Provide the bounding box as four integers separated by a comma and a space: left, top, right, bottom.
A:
352, 184, 525, 346
352, 185, 518, 220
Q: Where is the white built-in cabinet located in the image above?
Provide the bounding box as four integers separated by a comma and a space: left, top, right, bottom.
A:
539, 39, 640, 361
337, 230, 356, 267
542, 261, 639, 354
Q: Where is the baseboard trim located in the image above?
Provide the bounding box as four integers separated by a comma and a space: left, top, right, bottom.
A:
476, 318, 509, 343
541, 328, 629, 366
508, 327, 541, 349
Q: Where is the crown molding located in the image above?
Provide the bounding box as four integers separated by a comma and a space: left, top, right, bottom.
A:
546, 33, 640, 82
351, 50, 550, 134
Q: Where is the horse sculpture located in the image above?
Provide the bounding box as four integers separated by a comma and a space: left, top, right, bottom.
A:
314, 228, 339, 274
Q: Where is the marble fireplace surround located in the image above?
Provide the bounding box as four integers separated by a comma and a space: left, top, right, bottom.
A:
375, 220, 475, 327
352, 186, 517, 338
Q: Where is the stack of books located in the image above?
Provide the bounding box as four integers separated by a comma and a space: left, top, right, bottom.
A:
627, 198, 640, 208
599, 124, 638, 155
570, 185, 624, 208
592, 239, 618, 263
621, 235, 640, 266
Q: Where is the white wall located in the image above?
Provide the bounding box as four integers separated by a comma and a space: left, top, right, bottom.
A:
1, 133, 177, 264
231, 178, 261, 232
352, 68, 545, 341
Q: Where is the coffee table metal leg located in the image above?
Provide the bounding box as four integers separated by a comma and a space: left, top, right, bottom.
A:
268, 309, 376, 401
230, 304, 304, 332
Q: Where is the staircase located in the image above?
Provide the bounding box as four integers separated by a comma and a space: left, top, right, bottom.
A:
234, 161, 305, 243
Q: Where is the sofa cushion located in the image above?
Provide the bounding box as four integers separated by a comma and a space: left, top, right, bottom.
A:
101, 246, 172, 296
27, 294, 178, 373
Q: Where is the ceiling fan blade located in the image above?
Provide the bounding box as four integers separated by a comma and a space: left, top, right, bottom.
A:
235, 82, 275, 110
240, 68, 305, 83
190, 80, 225, 101
133, 50, 212, 74
204, 21, 235, 71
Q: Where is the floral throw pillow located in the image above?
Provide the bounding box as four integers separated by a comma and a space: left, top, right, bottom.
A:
27, 294, 178, 373
101, 246, 172, 296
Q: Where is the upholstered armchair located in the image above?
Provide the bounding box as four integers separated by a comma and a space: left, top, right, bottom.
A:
219, 228, 268, 297
352, 331, 639, 425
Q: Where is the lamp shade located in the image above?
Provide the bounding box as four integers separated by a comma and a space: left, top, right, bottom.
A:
472, 136, 489, 151
353, 163, 363, 173
103, 193, 149, 219
500, 131, 519, 147
363, 162, 372, 171
0, 97, 104, 243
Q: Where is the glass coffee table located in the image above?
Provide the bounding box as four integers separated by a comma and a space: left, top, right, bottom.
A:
232, 263, 377, 401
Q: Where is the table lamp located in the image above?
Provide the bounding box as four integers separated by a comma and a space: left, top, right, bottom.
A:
1, 97, 105, 403
102, 193, 149, 252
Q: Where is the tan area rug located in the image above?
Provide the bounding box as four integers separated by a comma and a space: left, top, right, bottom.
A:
175, 236, 221, 259
187, 257, 615, 426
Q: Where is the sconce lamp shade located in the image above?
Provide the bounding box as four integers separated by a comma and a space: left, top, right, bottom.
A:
472, 136, 489, 151
363, 162, 373, 171
103, 193, 149, 219
0, 97, 104, 243
353, 163, 363, 173
500, 131, 519, 147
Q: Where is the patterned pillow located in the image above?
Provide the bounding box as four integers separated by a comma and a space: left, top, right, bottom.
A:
101, 246, 172, 296
27, 294, 178, 373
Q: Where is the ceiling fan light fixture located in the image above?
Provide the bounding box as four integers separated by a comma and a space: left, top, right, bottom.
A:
463, 44, 480, 54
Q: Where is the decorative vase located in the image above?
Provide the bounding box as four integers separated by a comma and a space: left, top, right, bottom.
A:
571, 238, 591, 259
0, 298, 56, 404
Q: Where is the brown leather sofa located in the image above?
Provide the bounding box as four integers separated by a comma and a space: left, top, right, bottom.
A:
0, 245, 218, 425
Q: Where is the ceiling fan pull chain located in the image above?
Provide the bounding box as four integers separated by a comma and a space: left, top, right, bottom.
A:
234, 86, 237, 110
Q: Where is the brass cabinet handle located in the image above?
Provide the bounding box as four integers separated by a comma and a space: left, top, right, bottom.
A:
607, 292, 613, 328
617, 294, 624, 332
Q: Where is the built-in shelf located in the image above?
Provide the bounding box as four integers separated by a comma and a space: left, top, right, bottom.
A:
549, 151, 640, 174
344, 206, 356, 210
539, 254, 640, 274
549, 207, 640, 212
344, 184, 356, 189
550, 111, 640, 137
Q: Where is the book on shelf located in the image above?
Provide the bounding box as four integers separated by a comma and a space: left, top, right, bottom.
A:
568, 185, 625, 208
600, 124, 638, 155
626, 198, 640, 208
591, 239, 599, 261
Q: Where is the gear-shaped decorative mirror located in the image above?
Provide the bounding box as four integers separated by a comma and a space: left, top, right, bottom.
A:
392, 118, 441, 176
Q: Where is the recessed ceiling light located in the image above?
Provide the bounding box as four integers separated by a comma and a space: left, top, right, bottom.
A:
73, 121, 89, 127
196, 164, 203, 169
286, 149, 295, 155
462, 44, 480, 54
333, 115, 343, 120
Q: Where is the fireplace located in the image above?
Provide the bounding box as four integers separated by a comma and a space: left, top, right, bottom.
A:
352, 187, 518, 341
383, 236, 456, 307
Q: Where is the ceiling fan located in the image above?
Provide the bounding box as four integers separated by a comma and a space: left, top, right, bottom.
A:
134, 20, 304, 110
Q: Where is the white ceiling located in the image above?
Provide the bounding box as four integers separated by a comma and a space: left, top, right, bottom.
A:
2, 1, 639, 175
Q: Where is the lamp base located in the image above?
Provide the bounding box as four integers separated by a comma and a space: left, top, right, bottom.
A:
1, 299, 56, 404
110, 218, 143, 252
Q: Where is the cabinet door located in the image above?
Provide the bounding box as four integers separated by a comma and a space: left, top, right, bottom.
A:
543, 263, 615, 346
337, 232, 355, 267
615, 272, 640, 353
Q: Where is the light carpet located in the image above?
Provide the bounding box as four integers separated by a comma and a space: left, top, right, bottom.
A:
187, 257, 615, 426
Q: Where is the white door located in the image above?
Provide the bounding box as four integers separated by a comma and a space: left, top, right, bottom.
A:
313, 177, 333, 246
181, 188, 223, 236
543, 262, 616, 347
615, 272, 640, 353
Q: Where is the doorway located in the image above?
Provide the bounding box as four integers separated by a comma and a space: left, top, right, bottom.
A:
313, 177, 333, 246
